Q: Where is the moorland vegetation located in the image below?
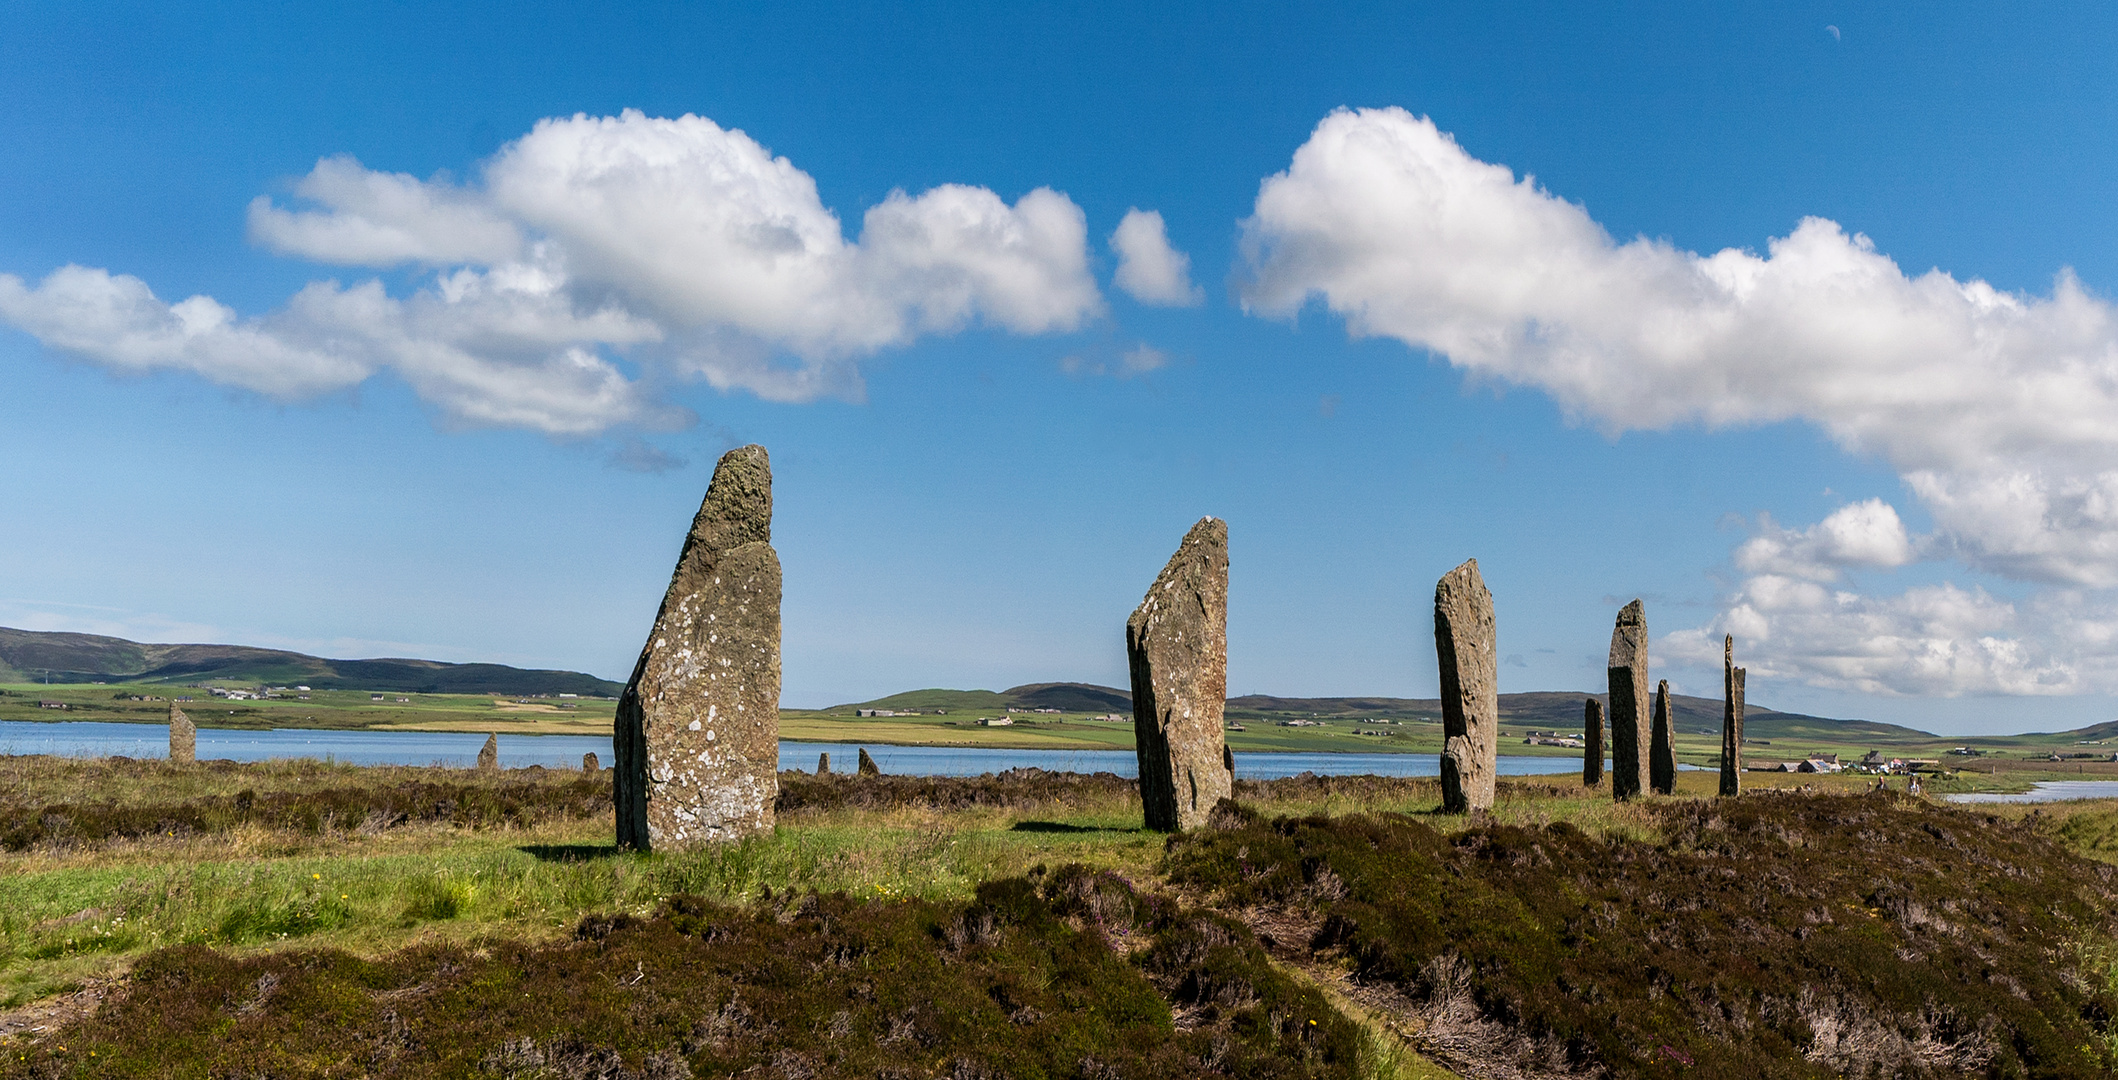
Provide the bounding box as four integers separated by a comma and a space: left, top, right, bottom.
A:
3, 757, 2118, 1077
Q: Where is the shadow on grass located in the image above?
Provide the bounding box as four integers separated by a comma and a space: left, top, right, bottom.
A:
519, 843, 627, 862
1009, 820, 1141, 835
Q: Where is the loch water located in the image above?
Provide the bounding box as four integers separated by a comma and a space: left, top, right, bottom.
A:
0, 720, 1591, 779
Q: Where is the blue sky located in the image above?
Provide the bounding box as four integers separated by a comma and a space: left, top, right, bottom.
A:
4, 2, 2118, 733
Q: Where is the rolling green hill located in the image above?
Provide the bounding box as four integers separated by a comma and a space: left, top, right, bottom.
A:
829, 682, 1940, 742
822, 683, 1133, 715
0, 627, 622, 697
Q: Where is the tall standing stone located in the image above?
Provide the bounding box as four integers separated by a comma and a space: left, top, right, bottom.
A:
857, 748, 880, 776
1720, 635, 1745, 797
1606, 600, 1650, 799
816, 752, 831, 776
583, 752, 599, 774
1583, 698, 1604, 786
168, 702, 195, 765
1129, 517, 1232, 832
477, 733, 498, 772
1650, 679, 1675, 795
614, 445, 781, 852
1433, 559, 1497, 813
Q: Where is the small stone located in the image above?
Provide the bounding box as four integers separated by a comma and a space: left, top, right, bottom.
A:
478, 733, 499, 772
614, 445, 781, 852
1605, 600, 1650, 799
1433, 558, 1496, 813
1583, 698, 1603, 787
1128, 517, 1232, 832
817, 752, 831, 775
582, 752, 599, 774
1650, 679, 1674, 795
168, 703, 195, 765
857, 748, 881, 776
1721, 635, 1746, 798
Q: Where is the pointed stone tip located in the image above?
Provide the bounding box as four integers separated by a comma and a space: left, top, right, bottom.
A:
1437, 557, 1486, 593
1184, 516, 1228, 546
1618, 598, 1645, 622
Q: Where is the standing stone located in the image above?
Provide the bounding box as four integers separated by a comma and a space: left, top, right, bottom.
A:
614, 445, 781, 852
168, 702, 195, 765
582, 752, 599, 774
1650, 679, 1675, 795
857, 747, 880, 776
1720, 635, 1746, 797
477, 733, 499, 772
1606, 600, 1650, 799
1433, 559, 1497, 813
816, 752, 831, 775
1128, 517, 1232, 832
1583, 698, 1604, 787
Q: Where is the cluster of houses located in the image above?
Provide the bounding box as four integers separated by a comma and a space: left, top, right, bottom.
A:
1521, 730, 1587, 749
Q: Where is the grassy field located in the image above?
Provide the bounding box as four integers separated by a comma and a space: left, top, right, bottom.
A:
4, 755, 2118, 1077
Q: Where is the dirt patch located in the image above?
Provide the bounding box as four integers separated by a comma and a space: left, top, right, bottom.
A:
0, 976, 118, 1043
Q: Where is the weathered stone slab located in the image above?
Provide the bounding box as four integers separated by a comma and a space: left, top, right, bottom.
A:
168, 703, 195, 765
1128, 517, 1232, 832
478, 734, 498, 772
1433, 558, 1496, 813
583, 752, 599, 773
857, 748, 880, 776
1721, 635, 1745, 797
1606, 600, 1650, 799
1583, 698, 1603, 787
817, 752, 831, 775
1650, 679, 1674, 795
615, 444, 781, 852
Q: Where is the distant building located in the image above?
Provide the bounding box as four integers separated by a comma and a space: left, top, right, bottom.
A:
978, 716, 1013, 727
37, 700, 68, 710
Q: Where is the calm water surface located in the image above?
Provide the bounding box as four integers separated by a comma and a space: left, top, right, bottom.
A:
1945, 781, 2118, 804
0, 720, 1589, 779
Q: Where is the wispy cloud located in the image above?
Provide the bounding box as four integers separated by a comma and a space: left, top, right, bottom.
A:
1059, 342, 1170, 379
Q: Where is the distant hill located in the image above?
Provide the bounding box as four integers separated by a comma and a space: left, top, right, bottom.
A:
827, 682, 1132, 715
1227, 689, 1937, 741
0, 627, 623, 697
829, 681, 1938, 742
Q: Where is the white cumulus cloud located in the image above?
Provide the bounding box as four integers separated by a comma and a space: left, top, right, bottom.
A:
1244, 106, 2118, 696
248, 154, 525, 267
3, 111, 1110, 434
1734, 499, 1919, 582
1663, 577, 2118, 697
1110, 208, 1202, 306
1241, 106, 2118, 589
